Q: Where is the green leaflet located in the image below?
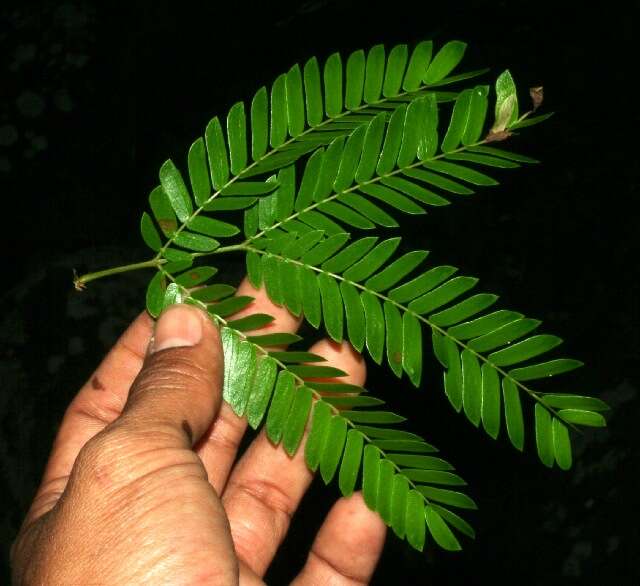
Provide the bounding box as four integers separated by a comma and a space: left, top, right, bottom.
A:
542, 394, 610, 412
266, 371, 296, 444
159, 160, 193, 223
552, 418, 572, 470
341, 281, 366, 352
221, 179, 279, 196
377, 104, 406, 174
534, 403, 554, 468
246, 357, 278, 429
322, 236, 378, 273
149, 185, 177, 236
397, 96, 426, 167
251, 86, 269, 160
338, 192, 398, 228
324, 52, 343, 117
343, 410, 405, 424
493, 70, 519, 132
480, 363, 501, 439
140, 212, 162, 252
446, 151, 520, 169
173, 231, 219, 252
306, 381, 363, 393
426, 506, 462, 551
227, 101, 247, 175
305, 401, 332, 471
345, 49, 365, 110
377, 460, 396, 524
318, 272, 343, 341
204, 117, 229, 189
210, 295, 253, 318
415, 486, 477, 510
403, 168, 474, 195
190, 284, 234, 302
145, 272, 166, 317
509, 358, 583, 381
429, 503, 475, 539
558, 409, 606, 427
323, 395, 384, 407
288, 364, 348, 379
372, 440, 437, 454
502, 378, 524, 451
391, 454, 454, 471
319, 200, 373, 229
423, 160, 498, 186
362, 291, 385, 364
390, 474, 409, 538
461, 350, 482, 426
364, 44, 385, 104
187, 216, 239, 238
355, 426, 422, 440
488, 334, 562, 367
343, 238, 401, 282
415, 471, 467, 486
382, 176, 450, 207
469, 145, 539, 163
467, 318, 541, 352
430, 293, 498, 327
223, 336, 256, 416
389, 265, 457, 303
162, 282, 183, 308
362, 445, 381, 509
286, 64, 305, 137
334, 126, 366, 191
447, 310, 523, 340
283, 386, 313, 456
269, 351, 326, 363
402, 312, 422, 386
281, 261, 303, 316
247, 332, 302, 346
188, 137, 211, 206
441, 88, 473, 153
174, 266, 217, 287
355, 113, 387, 182
314, 137, 346, 202
409, 276, 478, 314
270, 73, 287, 148
365, 250, 429, 292
462, 85, 489, 145
424, 41, 467, 84
443, 337, 463, 411
320, 415, 348, 483
228, 313, 274, 332
383, 44, 408, 97
403, 40, 433, 91
384, 302, 403, 377
300, 266, 322, 328
303, 57, 323, 127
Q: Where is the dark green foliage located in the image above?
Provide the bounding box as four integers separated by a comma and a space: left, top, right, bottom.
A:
83, 39, 608, 557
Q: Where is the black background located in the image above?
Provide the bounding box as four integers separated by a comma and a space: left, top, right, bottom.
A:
1, 1, 638, 584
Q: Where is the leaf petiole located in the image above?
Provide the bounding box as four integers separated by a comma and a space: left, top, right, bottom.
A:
73, 258, 165, 290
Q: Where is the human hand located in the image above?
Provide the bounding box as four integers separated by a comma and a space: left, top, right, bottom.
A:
11, 277, 386, 585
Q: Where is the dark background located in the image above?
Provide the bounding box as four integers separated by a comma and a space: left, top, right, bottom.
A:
1, 0, 638, 584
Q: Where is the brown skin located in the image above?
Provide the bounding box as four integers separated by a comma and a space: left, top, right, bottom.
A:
11, 279, 386, 585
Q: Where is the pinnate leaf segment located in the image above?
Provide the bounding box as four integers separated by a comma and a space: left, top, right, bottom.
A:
76, 40, 607, 554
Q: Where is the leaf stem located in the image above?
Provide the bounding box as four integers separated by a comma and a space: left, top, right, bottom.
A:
73, 258, 164, 290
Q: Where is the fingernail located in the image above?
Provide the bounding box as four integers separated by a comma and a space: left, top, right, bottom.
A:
151, 304, 203, 353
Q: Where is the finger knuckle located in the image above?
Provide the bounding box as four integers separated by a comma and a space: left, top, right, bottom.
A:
134, 353, 218, 398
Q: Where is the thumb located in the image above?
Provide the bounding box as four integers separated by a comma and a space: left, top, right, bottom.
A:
117, 303, 224, 448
